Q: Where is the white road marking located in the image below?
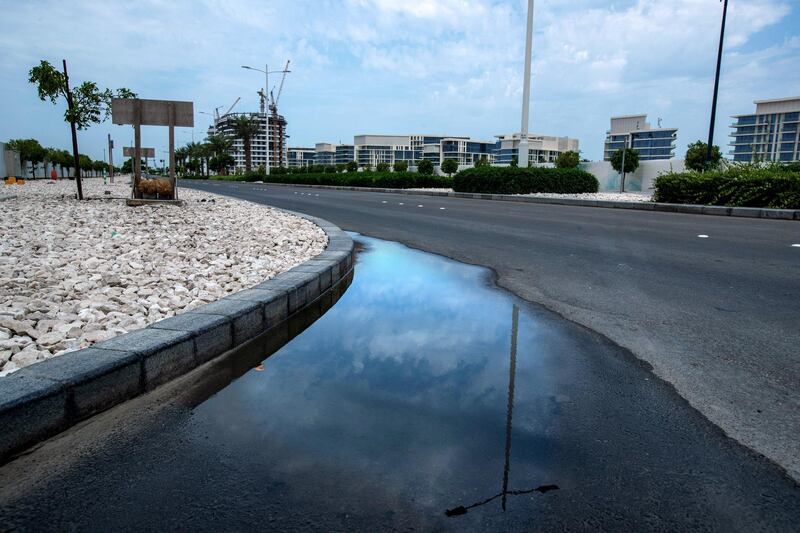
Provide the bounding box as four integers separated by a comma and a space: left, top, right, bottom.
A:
399, 202, 404, 205
315, 194, 319, 196
697, 235, 709, 238
417, 204, 423, 208
381, 201, 387, 203
792, 244, 800, 248
439, 207, 446, 210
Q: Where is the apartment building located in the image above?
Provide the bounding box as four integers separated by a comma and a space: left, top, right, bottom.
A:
730, 97, 800, 162
603, 114, 677, 161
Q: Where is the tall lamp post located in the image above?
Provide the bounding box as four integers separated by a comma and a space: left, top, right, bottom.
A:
518, 0, 535, 168
705, 0, 728, 168
241, 64, 291, 175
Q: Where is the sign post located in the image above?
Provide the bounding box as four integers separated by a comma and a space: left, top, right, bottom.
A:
112, 98, 193, 203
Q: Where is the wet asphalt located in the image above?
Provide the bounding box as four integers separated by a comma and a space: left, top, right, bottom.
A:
0, 233, 798, 532
179, 180, 800, 482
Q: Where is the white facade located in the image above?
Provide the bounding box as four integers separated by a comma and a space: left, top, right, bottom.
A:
494, 133, 579, 165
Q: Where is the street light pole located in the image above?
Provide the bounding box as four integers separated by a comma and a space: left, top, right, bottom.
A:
518, 0, 534, 168
705, 0, 728, 168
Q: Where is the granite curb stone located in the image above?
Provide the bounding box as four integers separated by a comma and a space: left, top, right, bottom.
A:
0, 210, 355, 463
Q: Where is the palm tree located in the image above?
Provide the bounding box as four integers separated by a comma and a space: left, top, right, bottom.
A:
205, 133, 233, 175
174, 146, 189, 175
231, 114, 261, 173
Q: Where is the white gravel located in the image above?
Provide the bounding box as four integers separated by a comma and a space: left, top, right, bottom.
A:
518, 192, 654, 202
0, 177, 327, 376
408, 188, 653, 202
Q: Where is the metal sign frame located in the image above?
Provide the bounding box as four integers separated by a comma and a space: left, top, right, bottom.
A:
111, 98, 194, 201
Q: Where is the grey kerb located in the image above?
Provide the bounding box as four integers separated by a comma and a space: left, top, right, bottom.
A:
0, 211, 355, 462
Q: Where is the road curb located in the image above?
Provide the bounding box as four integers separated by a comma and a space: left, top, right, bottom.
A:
0, 212, 355, 463
263, 182, 800, 221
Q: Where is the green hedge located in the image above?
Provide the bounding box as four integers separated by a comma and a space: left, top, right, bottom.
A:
453, 166, 598, 194
260, 171, 453, 189
653, 166, 800, 209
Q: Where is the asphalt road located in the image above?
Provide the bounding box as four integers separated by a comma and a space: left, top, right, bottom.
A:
184, 180, 800, 481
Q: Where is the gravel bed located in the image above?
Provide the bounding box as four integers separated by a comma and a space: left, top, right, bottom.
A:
408, 188, 653, 202
0, 178, 327, 376
518, 191, 654, 202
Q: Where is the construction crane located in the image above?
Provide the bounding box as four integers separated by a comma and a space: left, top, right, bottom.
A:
222, 96, 241, 118
269, 60, 290, 168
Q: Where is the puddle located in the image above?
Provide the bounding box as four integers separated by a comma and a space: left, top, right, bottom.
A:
2, 234, 799, 531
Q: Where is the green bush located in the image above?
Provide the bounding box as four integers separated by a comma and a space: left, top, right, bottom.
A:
453, 166, 598, 194
654, 165, 800, 208
263, 171, 453, 189
180, 174, 208, 180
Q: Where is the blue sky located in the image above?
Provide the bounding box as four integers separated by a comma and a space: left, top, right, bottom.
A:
0, 0, 798, 162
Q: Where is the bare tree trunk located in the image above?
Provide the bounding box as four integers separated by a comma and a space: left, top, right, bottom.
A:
62, 60, 83, 200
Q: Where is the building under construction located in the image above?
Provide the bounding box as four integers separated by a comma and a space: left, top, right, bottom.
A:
211, 112, 287, 171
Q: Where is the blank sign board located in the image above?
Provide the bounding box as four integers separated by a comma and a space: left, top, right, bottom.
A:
112, 98, 194, 127
123, 147, 155, 158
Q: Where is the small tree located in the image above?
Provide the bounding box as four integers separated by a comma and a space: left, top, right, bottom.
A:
335, 163, 347, 173
7, 139, 46, 178
474, 155, 490, 168
28, 60, 135, 198
510, 155, 518, 168
441, 159, 459, 176
394, 160, 408, 172
376, 162, 390, 172
210, 154, 235, 174
231, 114, 261, 173
417, 159, 434, 175
685, 140, 722, 172
346, 160, 358, 172
610, 148, 640, 192
555, 150, 580, 169
324, 165, 337, 173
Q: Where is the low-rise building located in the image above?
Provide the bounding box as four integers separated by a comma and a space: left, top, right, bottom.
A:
314, 143, 336, 166
495, 133, 579, 165
603, 115, 677, 161
730, 96, 800, 162
287, 147, 315, 168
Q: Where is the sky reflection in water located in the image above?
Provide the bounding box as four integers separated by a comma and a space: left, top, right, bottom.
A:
196, 234, 571, 518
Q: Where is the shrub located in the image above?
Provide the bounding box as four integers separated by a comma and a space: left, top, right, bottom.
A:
394, 161, 408, 172
324, 165, 337, 173
441, 159, 459, 176
346, 161, 358, 172
417, 159, 434, 175
653, 165, 800, 208
453, 166, 598, 194
555, 150, 580, 169
685, 140, 722, 171
264, 171, 453, 189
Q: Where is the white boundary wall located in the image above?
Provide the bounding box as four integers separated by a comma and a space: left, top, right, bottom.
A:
580, 159, 685, 193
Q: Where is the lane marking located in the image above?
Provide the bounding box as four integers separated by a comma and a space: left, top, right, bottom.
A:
399, 202, 404, 205
439, 207, 446, 210
417, 204, 423, 208
697, 234, 709, 238
792, 244, 800, 248
381, 201, 387, 203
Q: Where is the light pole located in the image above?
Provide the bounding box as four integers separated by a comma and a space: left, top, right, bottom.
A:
199, 110, 216, 135
705, 0, 728, 168
518, 0, 534, 168
242, 64, 290, 175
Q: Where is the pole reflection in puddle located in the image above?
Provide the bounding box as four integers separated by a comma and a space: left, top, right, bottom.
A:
445, 304, 558, 517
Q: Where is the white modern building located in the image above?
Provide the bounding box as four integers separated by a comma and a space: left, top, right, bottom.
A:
209, 112, 288, 171
287, 147, 315, 168
730, 96, 800, 163
603, 114, 677, 161
494, 133, 579, 165
350, 134, 496, 168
